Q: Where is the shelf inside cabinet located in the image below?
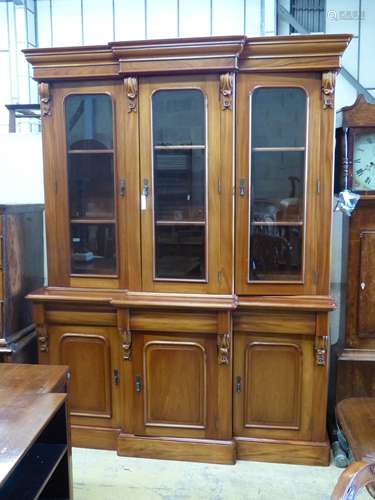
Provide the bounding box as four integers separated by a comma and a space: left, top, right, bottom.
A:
252, 147, 305, 152
156, 220, 205, 226
0, 443, 67, 500
251, 221, 303, 226
68, 149, 114, 154
71, 219, 116, 224
154, 145, 205, 150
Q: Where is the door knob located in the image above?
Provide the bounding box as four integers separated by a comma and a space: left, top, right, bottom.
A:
361, 282, 366, 291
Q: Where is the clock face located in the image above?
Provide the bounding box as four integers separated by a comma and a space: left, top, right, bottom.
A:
352, 132, 375, 191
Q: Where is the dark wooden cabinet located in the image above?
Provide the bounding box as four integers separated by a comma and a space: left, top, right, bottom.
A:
0, 205, 44, 362
25, 34, 351, 465
335, 97, 375, 403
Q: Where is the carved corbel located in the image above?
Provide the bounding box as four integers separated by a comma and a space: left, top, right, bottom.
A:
120, 327, 132, 360
36, 323, 49, 352
322, 72, 336, 109
39, 82, 51, 116
217, 331, 231, 365
315, 335, 328, 366
118, 309, 132, 360
125, 77, 138, 113
220, 73, 234, 110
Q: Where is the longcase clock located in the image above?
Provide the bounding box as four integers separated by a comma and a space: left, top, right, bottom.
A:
336, 95, 375, 401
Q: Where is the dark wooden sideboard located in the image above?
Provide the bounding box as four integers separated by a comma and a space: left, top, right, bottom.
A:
24, 33, 351, 466
0, 205, 44, 363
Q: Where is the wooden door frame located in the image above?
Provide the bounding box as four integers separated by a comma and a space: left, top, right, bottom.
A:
138, 74, 233, 294
235, 72, 321, 295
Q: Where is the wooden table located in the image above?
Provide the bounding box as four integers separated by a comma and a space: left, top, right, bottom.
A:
0, 364, 72, 499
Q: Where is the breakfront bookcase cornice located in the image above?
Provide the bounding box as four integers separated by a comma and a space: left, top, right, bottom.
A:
24, 34, 351, 80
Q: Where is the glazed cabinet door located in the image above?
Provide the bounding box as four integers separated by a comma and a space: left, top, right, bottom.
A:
235, 73, 321, 295
233, 312, 317, 441
43, 81, 137, 289
48, 325, 121, 428
139, 75, 233, 294
131, 331, 231, 440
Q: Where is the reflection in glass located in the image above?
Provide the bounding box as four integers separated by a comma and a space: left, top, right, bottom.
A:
65, 94, 113, 150
71, 223, 116, 275
152, 89, 206, 280
251, 152, 305, 223
68, 153, 114, 219
65, 93, 117, 276
249, 87, 307, 282
155, 225, 205, 279
154, 150, 205, 221
153, 90, 205, 146
250, 225, 302, 281
251, 88, 306, 148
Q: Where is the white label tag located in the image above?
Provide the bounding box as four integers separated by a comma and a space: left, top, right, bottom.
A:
141, 194, 147, 210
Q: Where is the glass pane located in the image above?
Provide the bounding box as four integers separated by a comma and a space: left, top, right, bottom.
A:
68, 153, 114, 219
250, 225, 303, 281
65, 94, 113, 150
147, 0, 177, 39
251, 152, 305, 223
155, 225, 205, 280
71, 223, 116, 275
179, 0, 210, 37
154, 150, 205, 222
152, 89, 207, 281
114, 0, 145, 40
82, 0, 114, 45
249, 87, 307, 282
152, 90, 205, 146
52, 0, 82, 47
251, 88, 306, 148
212, 0, 244, 35
65, 93, 116, 277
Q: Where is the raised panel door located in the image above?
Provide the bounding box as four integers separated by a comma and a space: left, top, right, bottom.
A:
48, 325, 120, 428
132, 332, 230, 439
233, 332, 314, 441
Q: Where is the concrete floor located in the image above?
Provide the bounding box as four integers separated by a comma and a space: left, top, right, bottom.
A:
71, 448, 371, 499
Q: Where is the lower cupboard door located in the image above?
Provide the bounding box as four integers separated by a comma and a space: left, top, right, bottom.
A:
48, 325, 120, 428
233, 332, 314, 441
132, 333, 224, 439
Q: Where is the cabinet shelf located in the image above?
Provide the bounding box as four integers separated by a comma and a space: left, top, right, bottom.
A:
252, 147, 305, 152
71, 218, 115, 224
251, 221, 303, 226
68, 149, 114, 154
154, 145, 205, 150
156, 220, 205, 226
0, 442, 67, 499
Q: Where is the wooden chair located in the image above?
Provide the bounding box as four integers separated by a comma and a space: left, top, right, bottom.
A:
331, 398, 375, 499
